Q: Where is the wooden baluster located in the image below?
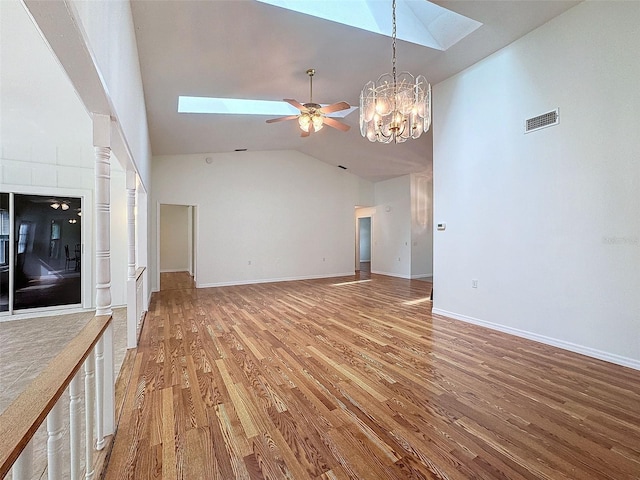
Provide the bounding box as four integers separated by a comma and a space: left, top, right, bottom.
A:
84, 350, 95, 480
46, 401, 63, 480
11, 441, 32, 480
69, 372, 82, 479
95, 337, 105, 450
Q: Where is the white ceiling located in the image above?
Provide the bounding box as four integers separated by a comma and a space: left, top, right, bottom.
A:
1, 1, 581, 184
131, 0, 580, 182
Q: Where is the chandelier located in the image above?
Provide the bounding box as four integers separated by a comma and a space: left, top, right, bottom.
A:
360, 0, 431, 143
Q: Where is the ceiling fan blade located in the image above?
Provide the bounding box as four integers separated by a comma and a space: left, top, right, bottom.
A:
300, 130, 310, 138
284, 98, 306, 111
322, 116, 351, 132
266, 115, 299, 124
319, 101, 350, 114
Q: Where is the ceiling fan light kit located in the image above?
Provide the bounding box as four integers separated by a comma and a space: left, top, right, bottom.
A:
266, 68, 351, 137
360, 0, 431, 144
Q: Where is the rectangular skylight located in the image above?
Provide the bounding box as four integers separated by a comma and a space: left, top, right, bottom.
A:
178, 96, 357, 118
255, 0, 482, 51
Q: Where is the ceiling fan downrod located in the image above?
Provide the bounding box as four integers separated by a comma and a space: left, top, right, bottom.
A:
306, 68, 315, 104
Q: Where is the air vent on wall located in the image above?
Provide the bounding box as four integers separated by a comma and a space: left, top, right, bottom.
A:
525, 108, 559, 134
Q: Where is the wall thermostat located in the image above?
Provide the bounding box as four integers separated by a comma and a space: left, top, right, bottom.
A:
437, 223, 446, 231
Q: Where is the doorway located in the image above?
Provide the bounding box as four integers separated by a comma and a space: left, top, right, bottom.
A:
158, 203, 197, 289
356, 216, 371, 274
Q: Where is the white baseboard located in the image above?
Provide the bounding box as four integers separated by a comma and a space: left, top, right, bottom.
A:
432, 308, 640, 371
198, 272, 354, 288
160, 268, 190, 273
411, 272, 433, 279
371, 270, 411, 279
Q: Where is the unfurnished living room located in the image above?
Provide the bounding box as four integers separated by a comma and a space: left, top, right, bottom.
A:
0, 0, 639, 479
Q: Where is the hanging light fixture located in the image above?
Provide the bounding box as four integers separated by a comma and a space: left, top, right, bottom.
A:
297, 69, 324, 134
360, 0, 431, 144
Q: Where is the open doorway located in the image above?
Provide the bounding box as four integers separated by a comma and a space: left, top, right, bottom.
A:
158, 204, 196, 290
356, 216, 372, 274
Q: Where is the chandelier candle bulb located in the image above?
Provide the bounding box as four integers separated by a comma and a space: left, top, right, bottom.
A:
360, 0, 431, 144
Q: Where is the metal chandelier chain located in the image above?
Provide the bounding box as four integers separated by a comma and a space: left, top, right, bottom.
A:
392, 0, 397, 85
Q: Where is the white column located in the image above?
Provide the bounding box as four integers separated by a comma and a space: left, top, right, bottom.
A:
102, 323, 115, 437
126, 170, 138, 348
93, 114, 112, 317
12, 441, 33, 480
46, 402, 64, 480
94, 337, 105, 450
84, 350, 96, 480
69, 373, 82, 480
127, 170, 137, 279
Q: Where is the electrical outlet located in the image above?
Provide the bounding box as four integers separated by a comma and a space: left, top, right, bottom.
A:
472, 279, 478, 288
248, 260, 251, 265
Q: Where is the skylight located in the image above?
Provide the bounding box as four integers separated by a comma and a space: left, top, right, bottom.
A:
255, 0, 482, 51
178, 96, 357, 118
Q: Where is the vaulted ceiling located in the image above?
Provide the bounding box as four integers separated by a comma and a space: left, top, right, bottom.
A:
131, 0, 580, 182
1, 1, 581, 184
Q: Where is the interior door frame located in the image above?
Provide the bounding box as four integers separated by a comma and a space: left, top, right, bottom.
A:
156, 202, 198, 290
355, 209, 374, 273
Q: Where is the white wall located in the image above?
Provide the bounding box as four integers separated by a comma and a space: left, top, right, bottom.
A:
151, 150, 373, 289
411, 172, 433, 278
70, 0, 152, 191
160, 204, 191, 273
110, 169, 127, 307
373, 176, 412, 278
0, 0, 128, 312
359, 217, 371, 262
433, 2, 640, 368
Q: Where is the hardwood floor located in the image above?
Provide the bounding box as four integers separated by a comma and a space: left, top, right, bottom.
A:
105, 272, 640, 479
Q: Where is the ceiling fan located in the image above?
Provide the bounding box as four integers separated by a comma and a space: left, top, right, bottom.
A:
266, 69, 351, 137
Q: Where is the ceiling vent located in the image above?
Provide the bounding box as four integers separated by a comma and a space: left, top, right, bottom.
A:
525, 108, 559, 134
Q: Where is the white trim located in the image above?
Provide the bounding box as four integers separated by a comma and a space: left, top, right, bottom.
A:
371, 270, 411, 279
411, 273, 433, 279
0, 186, 93, 313
160, 268, 191, 273
432, 308, 640, 371
197, 272, 354, 288
0, 306, 95, 322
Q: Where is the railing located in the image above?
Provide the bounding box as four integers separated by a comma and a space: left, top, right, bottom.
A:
127, 266, 146, 348
0, 315, 114, 479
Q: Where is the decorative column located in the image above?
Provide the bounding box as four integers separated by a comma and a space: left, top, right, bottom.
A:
126, 170, 138, 348
95, 338, 105, 450
46, 402, 64, 480
11, 442, 32, 480
92, 114, 115, 441
69, 373, 82, 479
93, 114, 112, 317
127, 170, 136, 279
84, 350, 96, 480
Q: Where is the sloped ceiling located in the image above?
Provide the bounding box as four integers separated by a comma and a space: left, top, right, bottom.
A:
130, 1, 580, 182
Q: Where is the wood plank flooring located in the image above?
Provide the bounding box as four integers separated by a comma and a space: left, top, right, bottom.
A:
105, 272, 640, 479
